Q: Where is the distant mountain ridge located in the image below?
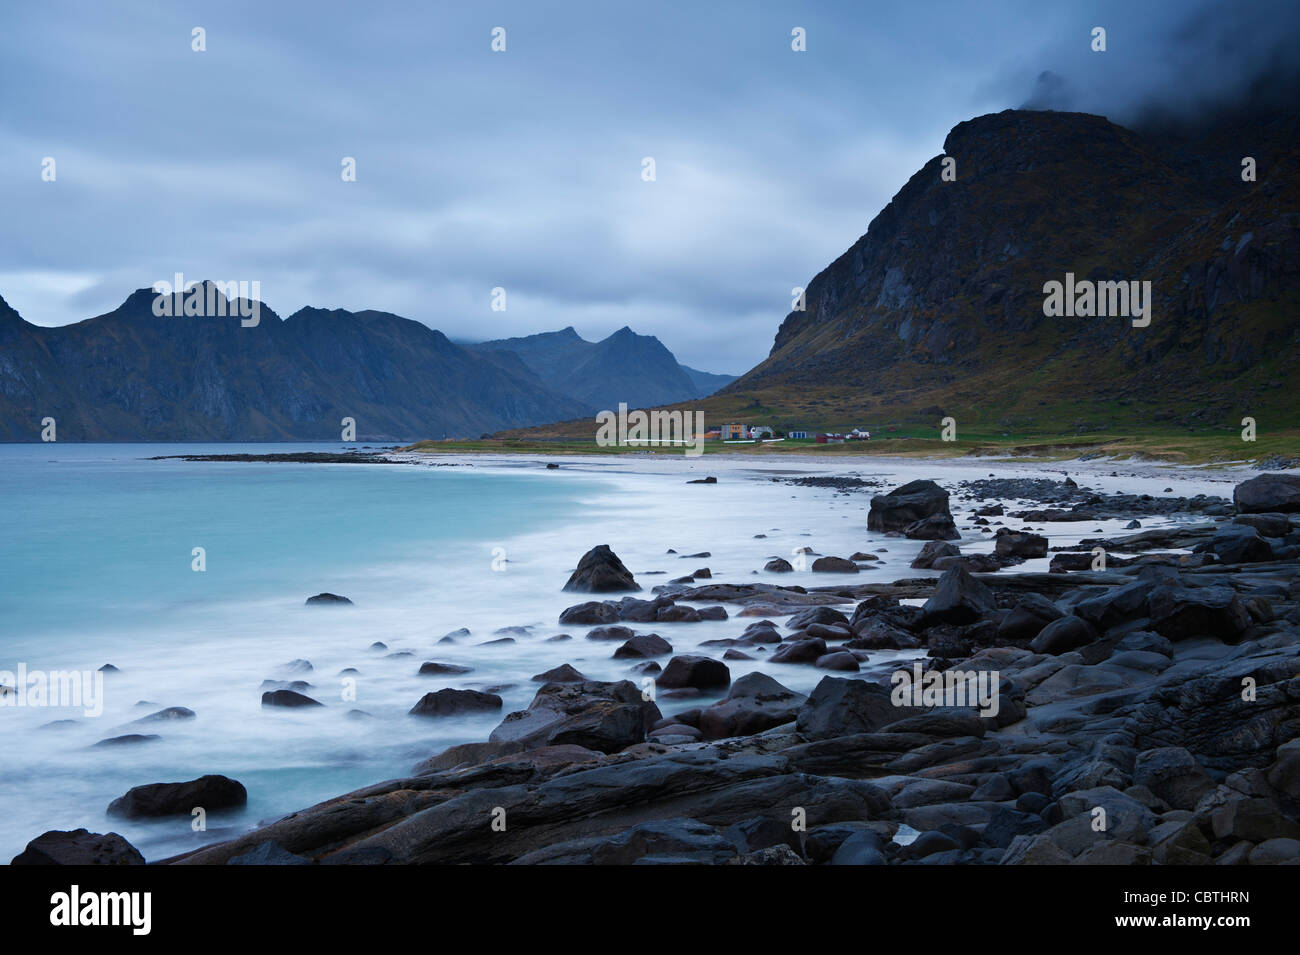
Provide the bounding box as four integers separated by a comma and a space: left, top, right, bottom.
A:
468, 326, 736, 413
0, 285, 589, 441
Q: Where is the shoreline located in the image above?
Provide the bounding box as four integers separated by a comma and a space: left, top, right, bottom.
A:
10, 454, 1300, 866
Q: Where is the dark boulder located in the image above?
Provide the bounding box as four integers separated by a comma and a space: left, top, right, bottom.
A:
11, 829, 145, 865
1208, 526, 1274, 564
811, 556, 859, 573
1147, 584, 1252, 642
562, 544, 640, 593
559, 601, 620, 625
613, 634, 673, 659
903, 514, 960, 541
305, 592, 352, 605
919, 567, 996, 626
697, 673, 806, 739
409, 688, 503, 717
912, 540, 961, 569
1029, 615, 1097, 655
764, 558, 794, 572
868, 479, 952, 532
108, 775, 247, 819
418, 662, 473, 676
531, 663, 587, 683
658, 655, 731, 691
770, 637, 828, 664
796, 676, 901, 740
994, 531, 1048, 558
1234, 473, 1300, 513
261, 690, 323, 708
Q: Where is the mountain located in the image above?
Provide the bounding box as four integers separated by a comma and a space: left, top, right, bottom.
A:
0, 285, 589, 441
469, 326, 736, 412
709, 107, 1300, 435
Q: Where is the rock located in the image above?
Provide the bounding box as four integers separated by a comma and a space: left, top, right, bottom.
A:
1146, 584, 1252, 642
1133, 747, 1216, 810
108, 775, 247, 819
815, 651, 860, 672
764, 558, 794, 572
228, 841, 312, 865
132, 706, 196, 723
613, 634, 673, 659
513, 817, 737, 865
868, 479, 953, 533
1234, 473, 1300, 513
687, 476, 718, 484
305, 593, 352, 605
1208, 526, 1274, 564
1232, 512, 1292, 537
490, 679, 660, 754
658, 655, 731, 691
1212, 798, 1300, 843
796, 677, 900, 740
811, 556, 860, 573
261, 690, 323, 708
912, 540, 961, 569
1248, 838, 1300, 865
920, 567, 997, 626
532, 664, 587, 683
829, 830, 887, 865
998, 594, 1065, 642
562, 544, 640, 593
769, 637, 828, 664
903, 514, 961, 541
787, 607, 851, 629
11, 829, 145, 865
92, 734, 160, 747
1029, 615, 1097, 655
994, 531, 1048, 558
559, 601, 620, 625
409, 689, 503, 717
418, 662, 473, 676
697, 673, 806, 739
1267, 739, 1300, 798
440, 628, 470, 641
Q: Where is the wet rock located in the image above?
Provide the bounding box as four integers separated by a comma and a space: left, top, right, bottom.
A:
108, 775, 247, 819
262, 690, 323, 708
559, 601, 620, 625
306, 593, 352, 605
532, 664, 587, 683
1234, 473, 1300, 514
1146, 584, 1252, 642
562, 544, 640, 593
11, 829, 145, 866
994, 531, 1048, 559
409, 689, 503, 717
658, 655, 731, 691
418, 662, 473, 676
920, 567, 996, 626
764, 558, 794, 572
868, 480, 952, 533
770, 637, 828, 664
812, 556, 860, 573
796, 677, 900, 740
93, 734, 161, 747
912, 540, 961, 569
815, 651, 860, 672
614, 634, 673, 659
490, 679, 661, 754
697, 673, 806, 739
1133, 747, 1216, 810
904, 514, 961, 541
1029, 615, 1097, 655
228, 841, 312, 865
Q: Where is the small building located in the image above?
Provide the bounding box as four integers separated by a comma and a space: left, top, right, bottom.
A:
720, 423, 747, 440
815, 432, 846, 444
749, 425, 774, 439
788, 430, 809, 440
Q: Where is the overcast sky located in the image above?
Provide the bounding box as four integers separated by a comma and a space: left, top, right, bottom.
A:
2, 0, 1293, 373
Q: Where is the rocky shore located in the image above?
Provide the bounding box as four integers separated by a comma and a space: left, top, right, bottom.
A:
13, 469, 1300, 866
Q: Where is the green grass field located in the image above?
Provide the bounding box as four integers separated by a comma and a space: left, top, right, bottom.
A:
400, 427, 1300, 467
